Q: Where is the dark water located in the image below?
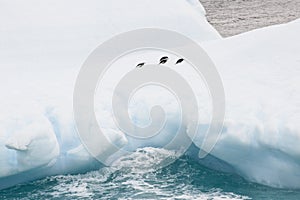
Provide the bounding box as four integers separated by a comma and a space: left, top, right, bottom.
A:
1, 151, 300, 200
200, 0, 300, 36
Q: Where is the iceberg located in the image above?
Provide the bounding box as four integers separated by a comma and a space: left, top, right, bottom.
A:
201, 19, 300, 188
0, 0, 300, 190
0, 0, 220, 189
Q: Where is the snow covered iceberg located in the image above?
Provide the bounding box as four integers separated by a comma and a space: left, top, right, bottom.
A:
201, 19, 300, 188
0, 0, 220, 189
0, 0, 300, 190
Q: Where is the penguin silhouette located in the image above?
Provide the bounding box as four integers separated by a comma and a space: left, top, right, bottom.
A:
159, 56, 169, 64
175, 58, 184, 65
136, 62, 145, 68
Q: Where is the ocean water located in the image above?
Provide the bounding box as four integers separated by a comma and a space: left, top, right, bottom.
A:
1, 148, 300, 200
200, 0, 300, 36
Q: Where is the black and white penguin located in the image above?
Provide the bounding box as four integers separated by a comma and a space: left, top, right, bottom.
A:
136, 62, 145, 68
159, 56, 169, 64
175, 58, 184, 64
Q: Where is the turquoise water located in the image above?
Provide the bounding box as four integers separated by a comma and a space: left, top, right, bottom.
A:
1, 154, 300, 200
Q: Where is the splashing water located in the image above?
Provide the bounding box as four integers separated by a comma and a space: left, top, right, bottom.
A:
1, 147, 300, 200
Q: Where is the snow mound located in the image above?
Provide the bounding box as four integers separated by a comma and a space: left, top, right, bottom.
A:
202, 19, 300, 188
0, 0, 220, 189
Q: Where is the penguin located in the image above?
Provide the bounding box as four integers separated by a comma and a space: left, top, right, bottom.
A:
159, 56, 169, 64
175, 58, 184, 65
136, 62, 145, 68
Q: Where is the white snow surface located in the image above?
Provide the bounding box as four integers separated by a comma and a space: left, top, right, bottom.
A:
202, 20, 300, 188
0, 0, 220, 189
0, 0, 300, 189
